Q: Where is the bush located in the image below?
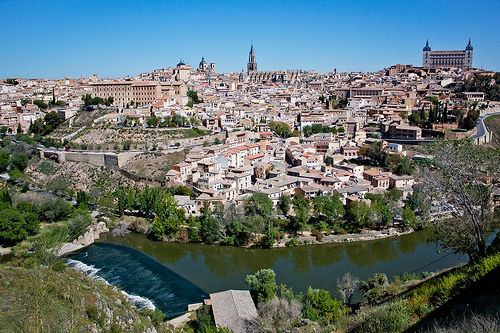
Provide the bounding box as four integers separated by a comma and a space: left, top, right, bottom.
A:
311, 230, 324, 242
360, 273, 389, 304
67, 211, 92, 241
194, 305, 215, 333
285, 236, 299, 247
303, 287, 348, 322
259, 297, 302, 331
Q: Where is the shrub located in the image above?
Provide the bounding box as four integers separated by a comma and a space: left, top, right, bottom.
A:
285, 236, 299, 247
360, 273, 389, 304
303, 287, 348, 322
311, 230, 324, 242
259, 297, 302, 331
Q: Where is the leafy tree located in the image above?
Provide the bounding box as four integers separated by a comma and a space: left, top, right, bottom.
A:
401, 206, 417, 229
0, 208, 30, 246
278, 194, 291, 216
10, 152, 28, 171
244, 193, 273, 218
33, 100, 48, 110
345, 201, 371, 231
146, 117, 159, 128
360, 141, 389, 167
76, 190, 90, 210
245, 268, 278, 303
199, 203, 221, 244
313, 194, 345, 226
421, 140, 499, 261
269, 122, 294, 138
291, 195, 311, 232
0, 151, 9, 172
149, 193, 185, 239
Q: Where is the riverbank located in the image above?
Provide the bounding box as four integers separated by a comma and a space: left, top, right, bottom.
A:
58, 221, 109, 256
275, 227, 414, 247
112, 215, 415, 248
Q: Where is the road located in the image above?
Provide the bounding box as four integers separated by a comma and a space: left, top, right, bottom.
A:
472, 107, 500, 139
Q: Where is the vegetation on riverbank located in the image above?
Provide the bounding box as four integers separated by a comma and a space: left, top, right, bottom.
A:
182, 247, 500, 332
0, 262, 166, 332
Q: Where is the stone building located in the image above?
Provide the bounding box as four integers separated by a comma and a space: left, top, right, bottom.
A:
422, 39, 473, 69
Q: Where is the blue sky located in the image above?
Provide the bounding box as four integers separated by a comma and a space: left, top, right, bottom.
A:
1, 0, 499, 78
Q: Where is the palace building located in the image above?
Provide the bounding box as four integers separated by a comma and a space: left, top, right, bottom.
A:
422, 39, 473, 70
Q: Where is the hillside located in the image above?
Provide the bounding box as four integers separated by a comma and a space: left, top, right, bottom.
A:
0, 265, 166, 332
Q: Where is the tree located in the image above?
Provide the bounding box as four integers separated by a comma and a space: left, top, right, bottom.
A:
360, 273, 389, 304
313, 194, 345, 226
337, 272, 360, 306
199, 203, 221, 244
10, 152, 28, 171
244, 193, 273, 218
421, 140, 499, 261
345, 201, 371, 231
401, 206, 417, 230
76, 190, 90, 210
291, 195, 311, 232
245, 268, 278, 303
269, 122, 294, 138
44, 112, 64, 133
0, 151, 9, 172
278, 194, 291, 216
0, 208, 28, 246
149, 193, 185, 239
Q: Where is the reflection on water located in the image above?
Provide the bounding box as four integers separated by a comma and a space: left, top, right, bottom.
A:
97, 229, 465, 294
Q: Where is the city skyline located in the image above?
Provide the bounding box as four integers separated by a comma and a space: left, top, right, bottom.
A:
1, 0, 500, 78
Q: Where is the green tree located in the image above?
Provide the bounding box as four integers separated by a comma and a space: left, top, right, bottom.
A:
313, 194, 345, 226
0, 151, 9, 172
345, 201, 371, 231
278, 194, 291, 216
76, 190, 90, 210
10, 152, 28, 171
269, 122, 294, 138
0, 208, 28, 246
244, 193, 273, 218
401, 206, 417, 230
44, 112, 64, 133
149, 193, 185, 240
291, 195, 311, 232
199, 203, 220, 244
245, 268, 278, 303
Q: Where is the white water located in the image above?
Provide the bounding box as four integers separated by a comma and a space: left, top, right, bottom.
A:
66, 259, 156, 310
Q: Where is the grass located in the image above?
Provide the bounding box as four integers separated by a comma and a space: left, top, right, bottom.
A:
0, 265, 165, 332
344, 252, 500, 332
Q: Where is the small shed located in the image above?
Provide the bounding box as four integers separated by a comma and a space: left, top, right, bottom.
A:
210, 290, 259, 333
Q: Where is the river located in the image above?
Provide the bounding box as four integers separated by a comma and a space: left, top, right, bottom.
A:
67, 229, 466, 319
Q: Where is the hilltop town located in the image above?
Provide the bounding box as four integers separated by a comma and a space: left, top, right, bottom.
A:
0, 40, 499, 246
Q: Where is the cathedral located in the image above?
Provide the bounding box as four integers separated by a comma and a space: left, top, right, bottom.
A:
422, 39, 473, 70
241, 44, 301, 84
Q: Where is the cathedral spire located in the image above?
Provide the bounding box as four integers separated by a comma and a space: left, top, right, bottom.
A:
423, 39, 431, 51
247, 43, 257, 74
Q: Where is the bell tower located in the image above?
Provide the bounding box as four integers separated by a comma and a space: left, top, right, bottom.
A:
247, 43, 257, 74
